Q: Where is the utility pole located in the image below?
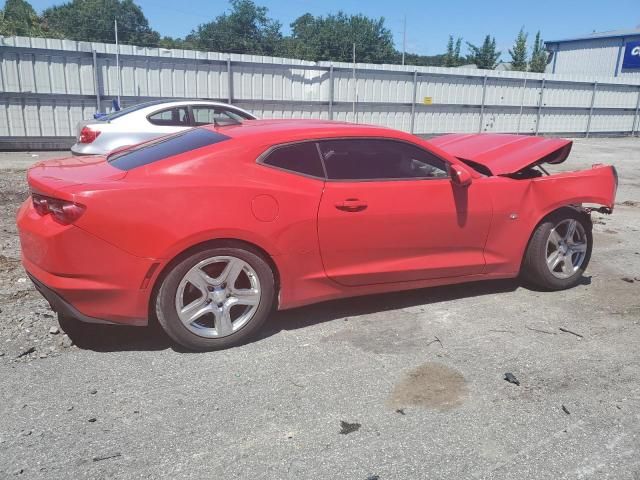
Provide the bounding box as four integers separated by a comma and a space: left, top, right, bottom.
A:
402, 15, 406, 66
114, 19, 121, 108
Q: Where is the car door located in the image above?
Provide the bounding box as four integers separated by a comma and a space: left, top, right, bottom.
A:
317, 138, 493, 286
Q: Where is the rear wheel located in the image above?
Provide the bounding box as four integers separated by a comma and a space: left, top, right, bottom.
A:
155, 246, 275, 351
522, 209, 592, 290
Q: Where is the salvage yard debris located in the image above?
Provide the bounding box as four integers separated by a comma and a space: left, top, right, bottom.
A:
339, 421, 361, 435
525, 325, 556, 335
16, 347, 35, 358
92, 453, 122, 462
504, 372, 520, 386
559, 327, 583, 338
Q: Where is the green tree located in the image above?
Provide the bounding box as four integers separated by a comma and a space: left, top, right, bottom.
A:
444, 35, 463, 67
529, 31, 547, 73
0, 0, 56, 37
158, 36, 195, 50
186, 0, 282, 55
466, 35, 501, 69
454, 37, 462, 65
285, 11, 396, 63
42, 0, 160, 46
401, 52, 446, 67
509, 28, 528, 71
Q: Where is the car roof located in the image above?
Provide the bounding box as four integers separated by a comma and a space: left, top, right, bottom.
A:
109, 100, 254, 120
202, 119, 409, 145
142, 99, 241, 108
123, 99, 238, 108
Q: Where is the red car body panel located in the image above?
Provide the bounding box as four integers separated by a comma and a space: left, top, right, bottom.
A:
317, 179, 493, 286
17, 121, 618, 325
17, 200, 153, 324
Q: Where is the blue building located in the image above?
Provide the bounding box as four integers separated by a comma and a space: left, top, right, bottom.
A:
545, 28, 640, 78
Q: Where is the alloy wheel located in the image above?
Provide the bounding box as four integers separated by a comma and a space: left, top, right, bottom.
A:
174, 256, 261, 338
545, 218, 588, 279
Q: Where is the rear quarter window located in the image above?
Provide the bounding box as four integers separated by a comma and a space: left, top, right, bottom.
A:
261, 142, 325, 178
109, 128, 229, 170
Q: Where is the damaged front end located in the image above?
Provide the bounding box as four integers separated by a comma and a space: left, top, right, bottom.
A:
430, 133, 618, 213
431, 133, 619, 276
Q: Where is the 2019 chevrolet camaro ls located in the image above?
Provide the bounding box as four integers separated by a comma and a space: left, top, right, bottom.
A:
17, 120, 617, 350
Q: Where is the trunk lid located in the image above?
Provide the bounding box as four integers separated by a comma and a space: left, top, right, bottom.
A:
429, 134, 572, 176
28, 155, 126, 196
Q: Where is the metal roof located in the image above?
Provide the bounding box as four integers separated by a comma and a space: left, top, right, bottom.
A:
546, 28, 640, 45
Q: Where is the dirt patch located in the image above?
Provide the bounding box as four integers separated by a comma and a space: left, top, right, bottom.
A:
387, 362, 467, 411
619, 200, 640, 207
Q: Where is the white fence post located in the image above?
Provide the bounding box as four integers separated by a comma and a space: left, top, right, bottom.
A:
478, 75, 488, 133
535, 78, 546, 136
633, 88, 640, 137
516, 78, 527, 134
92, 50, 100, 111
226, 58, 233, 104
586, 81, 598, 138
410, 70, 417, 134
328, 65, 334, 120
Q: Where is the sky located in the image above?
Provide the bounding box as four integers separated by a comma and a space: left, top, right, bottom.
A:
25, 0, 640, 56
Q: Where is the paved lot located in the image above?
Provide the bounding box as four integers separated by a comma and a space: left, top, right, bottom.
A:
1, 138, 639, 479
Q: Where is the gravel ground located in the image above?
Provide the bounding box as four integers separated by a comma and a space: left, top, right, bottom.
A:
0, 139, 639, 479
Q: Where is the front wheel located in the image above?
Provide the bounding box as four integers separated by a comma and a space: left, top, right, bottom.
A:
155, 245, 275, 351
521, 209, 593, 290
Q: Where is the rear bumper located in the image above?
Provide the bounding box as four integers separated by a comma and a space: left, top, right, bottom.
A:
17, 199, 154, 326
28, 273, 116, 325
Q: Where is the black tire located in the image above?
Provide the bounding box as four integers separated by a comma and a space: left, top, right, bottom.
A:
521, 208, 593, 290
155, 244, 275, 351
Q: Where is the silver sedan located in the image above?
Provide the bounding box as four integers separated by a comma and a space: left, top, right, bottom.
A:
71, 100, 257, 156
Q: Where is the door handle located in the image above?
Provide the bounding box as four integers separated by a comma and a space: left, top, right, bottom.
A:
335, 198, 368, 212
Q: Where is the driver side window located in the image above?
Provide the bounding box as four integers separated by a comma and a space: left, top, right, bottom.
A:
318, 139, 449, 181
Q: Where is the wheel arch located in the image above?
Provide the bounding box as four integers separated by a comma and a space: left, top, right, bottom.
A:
148, 237, 282, 321
519, 204, 592, 274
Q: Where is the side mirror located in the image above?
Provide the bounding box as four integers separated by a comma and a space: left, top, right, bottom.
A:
451, 165, 473, 187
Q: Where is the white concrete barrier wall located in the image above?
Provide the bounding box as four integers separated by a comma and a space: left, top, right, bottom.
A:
1, 35, 640, 140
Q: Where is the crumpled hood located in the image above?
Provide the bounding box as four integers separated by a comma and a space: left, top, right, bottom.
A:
429, 133, 572, 176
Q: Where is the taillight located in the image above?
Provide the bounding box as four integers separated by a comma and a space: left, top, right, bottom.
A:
79, 126, 101, 144
32, 193, 85, 225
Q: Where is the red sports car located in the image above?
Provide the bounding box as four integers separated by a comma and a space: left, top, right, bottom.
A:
17, 120, 617, 351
